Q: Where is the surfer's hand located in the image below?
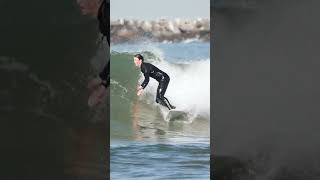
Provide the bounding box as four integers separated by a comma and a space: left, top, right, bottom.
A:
88, 84, 108, 107
137, 89, 143, 96
137, 85, 143, 91
88, 77, 102, 91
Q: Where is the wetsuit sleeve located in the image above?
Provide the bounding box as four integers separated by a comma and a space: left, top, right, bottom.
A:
99, 61, 110, 88
141, 72, 149, 89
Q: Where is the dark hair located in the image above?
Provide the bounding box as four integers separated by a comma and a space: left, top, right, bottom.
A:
134, 54, 144, 62
97, 0, 110, 44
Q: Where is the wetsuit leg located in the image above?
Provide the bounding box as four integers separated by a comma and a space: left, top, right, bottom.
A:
164, 97, 175, 109
156, 76, 174, 110
156, 81, 170, 110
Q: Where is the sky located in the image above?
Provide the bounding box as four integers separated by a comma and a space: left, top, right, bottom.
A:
110, 0, 210, 20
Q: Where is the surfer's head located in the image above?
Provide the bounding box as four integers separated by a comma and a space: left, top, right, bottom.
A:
76, 0, 103, 17
134, 54, 144, 67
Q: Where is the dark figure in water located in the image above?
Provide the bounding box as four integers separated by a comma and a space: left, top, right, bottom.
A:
77, 0, 109, 106
134, 54, 175, 110
96, 0, 110, 88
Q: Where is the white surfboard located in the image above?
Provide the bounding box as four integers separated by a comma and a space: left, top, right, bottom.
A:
165, 110, 188, 121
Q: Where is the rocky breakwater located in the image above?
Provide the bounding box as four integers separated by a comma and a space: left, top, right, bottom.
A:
110, 18, 210, 44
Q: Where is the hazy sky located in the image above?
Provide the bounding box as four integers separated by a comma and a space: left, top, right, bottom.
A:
110, 0, 210, 20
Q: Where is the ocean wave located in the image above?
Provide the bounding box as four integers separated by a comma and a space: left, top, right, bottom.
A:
111, 50, 210, 122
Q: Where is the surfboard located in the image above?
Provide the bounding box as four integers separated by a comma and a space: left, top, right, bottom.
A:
166, 110, 188, 121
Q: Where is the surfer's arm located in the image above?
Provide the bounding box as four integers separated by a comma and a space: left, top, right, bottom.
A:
98, 61, 110, 87
141, 73, 149, 89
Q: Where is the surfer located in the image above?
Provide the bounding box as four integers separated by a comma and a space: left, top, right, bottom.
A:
133, 54, 176, 110
77, 0, 110, 106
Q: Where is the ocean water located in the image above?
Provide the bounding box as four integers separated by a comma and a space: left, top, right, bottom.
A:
213, 1, 320, 180
0, 1, 109, 179
110, 41, 210, 179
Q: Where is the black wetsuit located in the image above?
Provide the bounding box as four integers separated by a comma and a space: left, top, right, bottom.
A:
99, 60, 109, 87
97, 0, 109, 88
140, 62, 175, 110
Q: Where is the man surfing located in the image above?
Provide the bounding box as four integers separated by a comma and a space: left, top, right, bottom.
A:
77, 0, 110, 107
133, 54, 175, 110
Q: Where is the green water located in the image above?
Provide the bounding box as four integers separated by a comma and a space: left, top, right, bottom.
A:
0, 1, 108, 179
110, 44, 210, 179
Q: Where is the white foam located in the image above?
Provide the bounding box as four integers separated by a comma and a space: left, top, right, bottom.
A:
112, 43, 210, 121
140, 59, 210, 121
